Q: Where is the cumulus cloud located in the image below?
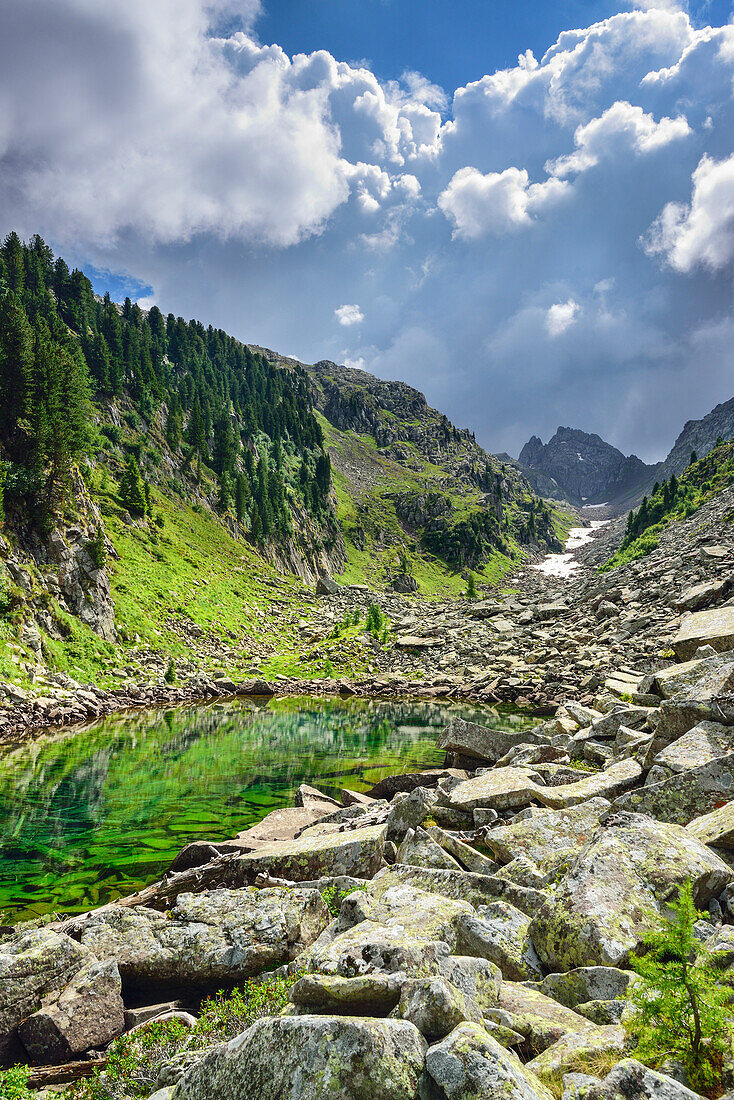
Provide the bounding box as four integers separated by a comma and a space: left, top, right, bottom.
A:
335, 304, 365, 326
645, 153, 734, 271
546, 300, 581, 336
547, 101, 690, 177
438, 166, 569, 239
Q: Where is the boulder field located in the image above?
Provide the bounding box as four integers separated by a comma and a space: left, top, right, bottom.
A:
4, 641, 734, 1100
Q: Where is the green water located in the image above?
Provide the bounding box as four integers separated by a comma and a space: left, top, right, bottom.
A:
0, 696, 538, 922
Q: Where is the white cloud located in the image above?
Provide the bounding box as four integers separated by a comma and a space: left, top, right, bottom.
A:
342, 356, 367, 371
438, 166, 569, 239
335, 303, 365, 326
546, 299, 581, 336
645, 153, 734, 272
547, 101, 690, 177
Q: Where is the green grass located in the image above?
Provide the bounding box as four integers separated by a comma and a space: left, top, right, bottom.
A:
602, 441, 734, 572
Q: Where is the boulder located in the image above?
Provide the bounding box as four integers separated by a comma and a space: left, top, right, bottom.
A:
529, 813, 732, 970
366, 769, 467, 800
426, 826, 499, 875
394, 976, 483, 1038
372, 864, 545, 916
172, 1015, 427, 1100
437, 718, 549, 764
289, 973, 403, 1016
300, 884, 473, 979
80, 887, 328, 990
316, 575, 342, 596
497, 982, 596, 1053
535, 967, 632, 1009
614, 757, 734, 825
575, 1057, 704, 1100
386, 788, 438, 842
686, 800, 734, 849
437, 956, 502, 1008
676, 579, 733, 613
653, 721, 732, 775
481, 799, 611, 874
533, 760, 641, 810
18, 958, 125, 1064
673, 609, 734, 660
446, 767, 543, 812
0, 928, 91, 1061
526, 1026, 626, 1087
457, 901, 544, 981
395, 827, 462, 871
423, 1022, 554, 1100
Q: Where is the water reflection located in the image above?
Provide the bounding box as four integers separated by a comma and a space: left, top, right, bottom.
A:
0, 696, 537, 921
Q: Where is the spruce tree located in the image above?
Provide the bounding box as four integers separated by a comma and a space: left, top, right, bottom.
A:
119, 455, 147, 516
0, 291, 33, 434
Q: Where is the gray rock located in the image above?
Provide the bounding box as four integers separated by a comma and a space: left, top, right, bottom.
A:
482, 799, 611, 875
673, 608, 734, 660
396, 827, 462, 871
18, 957, 125, 1063
386, 788, 438, 842
423, 1021, 554, 1100
580, 1058, 704, 1099
530, 812, 732, 970
536, 967, 632, 1008
172, 1014, 427, 1100
614, 757, 734, 825
0, 927, 91, 1060
80, 886, 328, 989
457, 901, 544, 981
437, 717, 549, 764
394, 976, 483, 1038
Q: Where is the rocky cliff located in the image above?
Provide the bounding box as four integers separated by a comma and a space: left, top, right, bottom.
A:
660, 395, 734, 481
518, 427, 658, 508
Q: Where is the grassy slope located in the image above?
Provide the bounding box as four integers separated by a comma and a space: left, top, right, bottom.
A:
320, 413, 572, 598
601, 440, 734, 572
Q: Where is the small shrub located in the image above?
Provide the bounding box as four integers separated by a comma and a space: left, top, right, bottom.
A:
465, 571, 478, 599
87, 526, 107, 570
197, 972, 301, 1042
626, 880, 734, 1095
321, 883, 369, 918
66, 1019, 189, 1100
164, 659, 176, 684
0, 1065, 34, 1100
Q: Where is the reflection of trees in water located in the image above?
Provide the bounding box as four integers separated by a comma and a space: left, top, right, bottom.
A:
0, 697, 539, 921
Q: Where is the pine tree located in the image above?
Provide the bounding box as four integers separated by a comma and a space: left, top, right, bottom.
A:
0, 291, 33, 434
235, 472, 249, 522
119, 455, 148, 516
466, 572, 478, 599
626, 880, 734, 1094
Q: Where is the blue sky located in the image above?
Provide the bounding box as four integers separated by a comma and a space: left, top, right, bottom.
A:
2, 0, 734, 460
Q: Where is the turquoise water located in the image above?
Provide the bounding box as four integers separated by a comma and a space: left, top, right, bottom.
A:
0, 696, 538, 922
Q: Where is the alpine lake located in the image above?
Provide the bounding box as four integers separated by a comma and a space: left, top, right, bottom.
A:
0, 696, 540, 923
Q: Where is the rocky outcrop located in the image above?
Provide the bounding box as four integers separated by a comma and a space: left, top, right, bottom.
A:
518, 427, 657, 506
660, 393, 734, 481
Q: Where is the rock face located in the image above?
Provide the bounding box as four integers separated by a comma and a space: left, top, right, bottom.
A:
0, 928, 91, 1061
17, 958, 125, 1064
172, 1015, 428, 1100
529, 812, 732, 970
659, 393, 734, 481
80, 887, 328, 991
518, 427, 656, 506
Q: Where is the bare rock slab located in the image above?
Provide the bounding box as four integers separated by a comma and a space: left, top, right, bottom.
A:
424, 1022, 554, 1100
673, 608, 734, 660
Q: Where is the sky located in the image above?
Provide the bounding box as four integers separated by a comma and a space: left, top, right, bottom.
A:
1, 0, 734, 462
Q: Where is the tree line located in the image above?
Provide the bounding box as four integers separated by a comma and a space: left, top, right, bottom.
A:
0, 232, 332, 539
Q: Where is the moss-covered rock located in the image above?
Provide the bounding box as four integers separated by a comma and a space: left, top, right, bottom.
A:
171, 1015, 427, 1100
423, 1022, 554, 1100
482, 799, 611, 875
529, 813, 732, 971
525, 1025, 626, 1088
497, 982, 596, 1055
393, 976, 483, 1038
457, 901, 544, 981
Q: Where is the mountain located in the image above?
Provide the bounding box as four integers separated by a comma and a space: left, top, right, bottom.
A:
255, 352, 563, 594
0, 233, 566, 690
517, 426, 659, 508
659, 395, 734, 482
